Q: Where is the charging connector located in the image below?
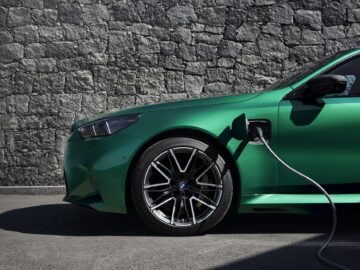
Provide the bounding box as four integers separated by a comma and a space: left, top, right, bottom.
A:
255, 127, 350, 270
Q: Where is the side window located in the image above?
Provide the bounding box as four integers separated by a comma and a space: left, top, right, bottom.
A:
327, 56, 360, 96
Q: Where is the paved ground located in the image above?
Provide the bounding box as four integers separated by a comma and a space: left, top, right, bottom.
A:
0, 195, 359, 270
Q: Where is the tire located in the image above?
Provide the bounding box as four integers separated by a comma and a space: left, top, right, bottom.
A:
130, 137, 233, 236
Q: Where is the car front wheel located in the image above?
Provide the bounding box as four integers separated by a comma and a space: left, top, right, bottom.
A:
131, 137, 233, 235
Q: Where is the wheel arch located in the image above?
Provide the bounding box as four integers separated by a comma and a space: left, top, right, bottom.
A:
125, 128, 241, 213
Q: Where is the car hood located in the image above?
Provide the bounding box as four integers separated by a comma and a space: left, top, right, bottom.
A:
76, 92, 262, 127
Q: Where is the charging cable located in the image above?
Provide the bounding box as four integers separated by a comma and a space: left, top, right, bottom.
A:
255, 127, 350, 270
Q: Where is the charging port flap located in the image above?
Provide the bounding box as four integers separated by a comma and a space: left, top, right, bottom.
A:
248, 120, 271, 143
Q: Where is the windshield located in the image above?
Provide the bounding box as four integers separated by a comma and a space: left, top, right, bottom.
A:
264, 49, 353, 91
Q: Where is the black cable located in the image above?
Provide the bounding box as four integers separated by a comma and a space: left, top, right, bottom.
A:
255, 127, 350, 270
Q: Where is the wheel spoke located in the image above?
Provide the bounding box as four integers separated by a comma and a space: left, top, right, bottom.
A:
169, 148, 197, 173
170, 199, 177, 224
151, 161, 171, 182
196, 182, 223, 188
189, 198, 197, 224
195, 162, 214, 182
151, 197, 173, 211
145, 186, 175, 192
177, 198, 183, 220
156, 161, 173, 177
191, 186, 222, 193
183, 197, 191, 221
144, 182, 170, 189
192, 190, 217, 206
191, 196, 216, 210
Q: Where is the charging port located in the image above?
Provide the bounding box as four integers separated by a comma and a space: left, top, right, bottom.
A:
248, 120, 271, 143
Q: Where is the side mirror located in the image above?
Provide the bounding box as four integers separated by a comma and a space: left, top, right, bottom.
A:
300, 75, 347, 99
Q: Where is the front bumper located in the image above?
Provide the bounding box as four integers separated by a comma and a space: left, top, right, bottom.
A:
63, 130, 145, 214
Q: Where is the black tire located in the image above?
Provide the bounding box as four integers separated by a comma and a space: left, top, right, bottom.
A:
130, 137, 233, 236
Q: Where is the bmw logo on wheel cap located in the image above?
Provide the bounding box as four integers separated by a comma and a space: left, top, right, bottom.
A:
178, 181, 187, 191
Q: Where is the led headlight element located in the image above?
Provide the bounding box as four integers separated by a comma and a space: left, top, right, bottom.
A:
78, 114, 139, 139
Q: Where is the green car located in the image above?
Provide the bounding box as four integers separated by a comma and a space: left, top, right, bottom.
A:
64, 48, 360, 235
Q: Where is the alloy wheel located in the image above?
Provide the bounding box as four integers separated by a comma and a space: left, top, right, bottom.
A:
142, 147, 223, 227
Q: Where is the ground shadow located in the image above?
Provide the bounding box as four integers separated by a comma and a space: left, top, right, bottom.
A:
209, 234, 360, 270
0, 203, 359, 237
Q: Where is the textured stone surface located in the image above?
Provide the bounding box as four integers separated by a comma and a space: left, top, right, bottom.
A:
0, 0, 359, 185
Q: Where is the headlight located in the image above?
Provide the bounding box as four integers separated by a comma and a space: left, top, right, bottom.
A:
78, 114, 140, 139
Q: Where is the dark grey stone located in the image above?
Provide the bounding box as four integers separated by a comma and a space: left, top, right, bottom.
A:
58, 4, 81, 24
139, 54, 158, 67
290, 45, 324, 64
113, 1, 140, 23
218, 40, 242, 58
271, 4, 294, 24
184, 74, 204, 97
108, 31, 135, 55
0, 31, 13, 45
193, 33, 223, 45
323, 26, 346, 40
177, 43, 196, 61
226, 8, 247, 28
20, 58, 56, 73
82, 4, 109, 25
23, 0, 43, 9
301, 29, 324, 45
63, 24, 88, 41
294, 10, 322, 30
138, 67, 165, 94
39, 26, 64, 42
322, 2, 346, 27
165, 71, 184, 93
0, 7, 7, 29
204, 82, 232, 94
258, 34, 289, 61
128, 23, 152, 35
163, 56, 185, 71
7, 7, 31, 27
198, 7, 226, 26
167, 5, 197, 25
78, 40, 107, 55
172, 27, 192, 44
31, 9, 57, 26
347, 23, 360, 38
283, 26, 301, 45
45, 42, 78, 58
196, 43, 217, 61
33, 73, 65, 94
0, 43, 23, 63
81, 93, 107, 114
7, 94, 29, 114
14, 25, 39, 44
13, 72, 32, 94
138, 36, 160, 54
160, 41, 178, 56
65, 71, 94, 93
261, 23, 281, 35
236, 23, 260, 41
185, 62, 206, 75
348, 9, 360, 22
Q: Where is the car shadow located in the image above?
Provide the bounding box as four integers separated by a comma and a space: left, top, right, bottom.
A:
0, 203, 359, 237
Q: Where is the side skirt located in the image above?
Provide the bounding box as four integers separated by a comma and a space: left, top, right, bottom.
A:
238, 194, 360, 214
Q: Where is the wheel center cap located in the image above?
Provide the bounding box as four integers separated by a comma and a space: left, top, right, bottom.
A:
178, 181, 188, 191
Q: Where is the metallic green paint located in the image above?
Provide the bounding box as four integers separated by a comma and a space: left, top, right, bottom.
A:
64, 48, 360, 214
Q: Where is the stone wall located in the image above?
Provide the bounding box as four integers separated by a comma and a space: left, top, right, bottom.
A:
1, 0, 360, 185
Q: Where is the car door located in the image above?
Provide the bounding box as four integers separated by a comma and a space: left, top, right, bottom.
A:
277, 55, 360, 194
